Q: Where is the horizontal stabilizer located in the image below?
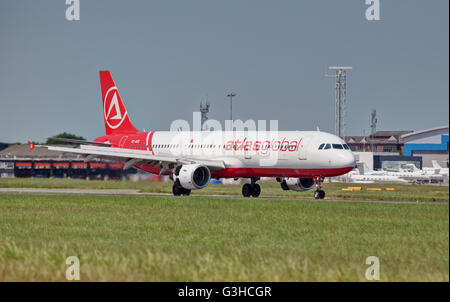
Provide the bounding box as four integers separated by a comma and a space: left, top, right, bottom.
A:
47, 137, 111, 146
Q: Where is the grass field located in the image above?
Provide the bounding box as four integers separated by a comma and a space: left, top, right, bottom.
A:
0, 193, 448, 281
0, 177, 449, 202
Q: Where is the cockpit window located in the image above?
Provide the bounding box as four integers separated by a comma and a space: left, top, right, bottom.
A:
332, 144, 343, 149
324, 144, 331, 150
343, 144, 350, 150
318, 143, 325, 150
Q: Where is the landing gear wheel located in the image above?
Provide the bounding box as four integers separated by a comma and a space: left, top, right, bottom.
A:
172, 182, 191, 196
314, 190, 321, 200
314, 177, 326, 199
242, 179, 261, 198
280, 180, 289, 191
172, 183, 182, 196
242, 183, 252, 197
251, 184, 261, 197
314, 189, 325, 199
319, 190, 325, 199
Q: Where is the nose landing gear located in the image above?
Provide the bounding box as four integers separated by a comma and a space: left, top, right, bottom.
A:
242, 177, 261, 197
314, 177, 325, 199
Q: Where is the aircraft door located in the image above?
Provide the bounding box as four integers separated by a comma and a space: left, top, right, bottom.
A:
119, 136, 128, 148
298, 137, 308, 160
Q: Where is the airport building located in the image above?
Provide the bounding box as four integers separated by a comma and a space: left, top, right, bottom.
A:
0, 144, 137, 179
345, 131, 412, 154
347, 126, 448, 171
402, 125, 449, 168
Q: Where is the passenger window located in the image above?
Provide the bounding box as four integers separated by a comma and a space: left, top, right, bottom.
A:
318, 143, 325, 150
324, 144, 331, 150
343, 144, 350, 150
332, 144, 343, 149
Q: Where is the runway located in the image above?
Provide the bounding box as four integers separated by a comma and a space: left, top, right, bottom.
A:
0, 187, 447, 205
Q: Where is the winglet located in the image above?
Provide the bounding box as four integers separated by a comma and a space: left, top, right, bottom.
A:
28, 141, 35, 152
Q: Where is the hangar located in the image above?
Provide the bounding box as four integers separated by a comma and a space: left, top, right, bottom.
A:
402, 125, 449, 168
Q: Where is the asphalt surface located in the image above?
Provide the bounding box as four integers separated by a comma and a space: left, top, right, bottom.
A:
0, 187, 448, 205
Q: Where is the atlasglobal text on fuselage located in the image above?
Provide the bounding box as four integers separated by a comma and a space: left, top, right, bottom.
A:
44, 71, 356, 199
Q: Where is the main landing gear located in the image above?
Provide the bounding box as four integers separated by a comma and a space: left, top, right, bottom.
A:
314, 177, 325, 200
172, 180, 191, 196
242, 178, 261, 198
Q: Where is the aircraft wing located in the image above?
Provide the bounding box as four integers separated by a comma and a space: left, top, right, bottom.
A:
45, 144, 226, 171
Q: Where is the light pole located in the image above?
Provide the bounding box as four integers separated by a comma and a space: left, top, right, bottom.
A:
226, 92, 236, 121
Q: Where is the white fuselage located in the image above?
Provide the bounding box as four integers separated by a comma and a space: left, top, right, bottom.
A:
124, 130, 356, 178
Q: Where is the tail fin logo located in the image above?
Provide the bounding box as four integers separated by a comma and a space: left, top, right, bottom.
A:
103, 86, 128, 129
106, 91, 122, 120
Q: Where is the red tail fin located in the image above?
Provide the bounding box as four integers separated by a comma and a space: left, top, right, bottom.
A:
99, 71, 138, 135
28, 141, 35, 152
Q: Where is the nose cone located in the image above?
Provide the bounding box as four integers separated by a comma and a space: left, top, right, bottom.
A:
338, 151, 356, 168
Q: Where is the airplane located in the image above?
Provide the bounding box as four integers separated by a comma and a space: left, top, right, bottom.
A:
344, 162, 445, 184
422, 160, 449, 177
343, 169, 408, 184
37, 71, 356, 199
370, 163, 444, 182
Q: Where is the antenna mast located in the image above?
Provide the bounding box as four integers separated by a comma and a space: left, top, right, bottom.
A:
200, 100, 210, 131
328, 66, 352, 138
370, 109, 377, 151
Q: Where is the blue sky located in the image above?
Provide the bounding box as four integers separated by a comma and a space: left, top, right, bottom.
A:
0, 0, 448, 142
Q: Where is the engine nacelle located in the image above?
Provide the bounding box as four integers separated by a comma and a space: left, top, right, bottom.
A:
176, 164, 211, 190
284, 177, 315, 192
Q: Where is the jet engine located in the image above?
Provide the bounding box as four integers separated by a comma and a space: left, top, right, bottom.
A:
282, 177, 315, 192
175, 164, 211, 190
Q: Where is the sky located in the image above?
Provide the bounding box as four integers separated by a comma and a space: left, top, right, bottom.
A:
0, 0, 448, 143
